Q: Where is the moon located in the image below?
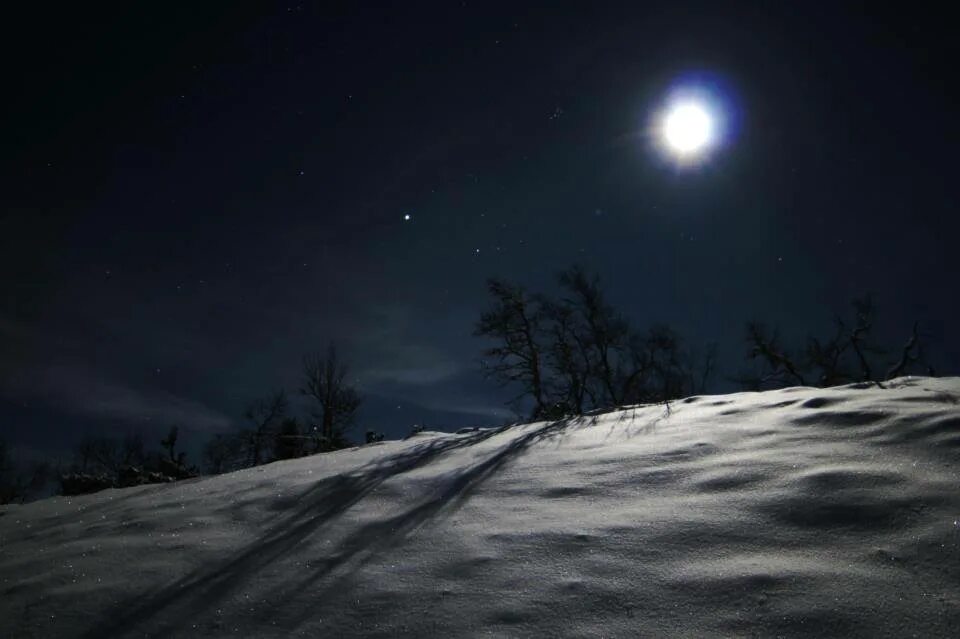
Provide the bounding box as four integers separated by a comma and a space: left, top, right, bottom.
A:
662, 101, 714, 156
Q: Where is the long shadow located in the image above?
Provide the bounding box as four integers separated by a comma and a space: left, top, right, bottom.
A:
8, 482, 172, 541
278, 417, 578, 632
79, 426, 511, 639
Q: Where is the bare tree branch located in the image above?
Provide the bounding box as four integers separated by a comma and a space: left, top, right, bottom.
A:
302, 344, 362, 446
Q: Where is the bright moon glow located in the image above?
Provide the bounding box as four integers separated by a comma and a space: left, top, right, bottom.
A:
662, 101, 714, 155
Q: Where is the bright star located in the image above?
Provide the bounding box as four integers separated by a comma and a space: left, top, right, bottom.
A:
403, 214, 411, 221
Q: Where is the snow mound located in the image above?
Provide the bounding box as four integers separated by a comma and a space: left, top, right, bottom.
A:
2, 377, 959, 637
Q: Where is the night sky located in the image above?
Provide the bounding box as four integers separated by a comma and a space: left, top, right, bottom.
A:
3, 2, 958, 460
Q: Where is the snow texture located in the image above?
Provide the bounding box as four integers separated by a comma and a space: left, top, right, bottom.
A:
2, 377, 959, 637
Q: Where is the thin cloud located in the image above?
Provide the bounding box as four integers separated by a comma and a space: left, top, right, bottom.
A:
4, 363, 233, 432
359, 360, 464, 387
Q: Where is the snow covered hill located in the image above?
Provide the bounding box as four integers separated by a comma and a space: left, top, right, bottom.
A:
2, 377, 959, 638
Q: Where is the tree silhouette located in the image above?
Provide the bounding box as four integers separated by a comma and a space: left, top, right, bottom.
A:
885, 321, 934, 380
541, 298, 594, 414
120, 432, 146, 469
556, 266, 631, 406
243, 390, 288, 466
476, 266, 705, 417
201, 433, 244, 474
301, 344, 362, 444
743, 322, 807, 388
474, 278, 550, 419
160, 426, 179, 463
273, 417, 306, 460
739, 296, 935, 390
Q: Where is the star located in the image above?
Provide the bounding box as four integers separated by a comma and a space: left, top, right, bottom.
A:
403, 214, 411, 221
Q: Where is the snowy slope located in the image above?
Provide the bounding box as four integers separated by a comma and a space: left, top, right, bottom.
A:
2, 377, 959, 638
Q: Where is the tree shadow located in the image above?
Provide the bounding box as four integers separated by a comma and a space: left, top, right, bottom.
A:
11, 482, 172, 540
624, 404, 671, 439
598, 402, 671, 441
79, 420, 571, 638
270, 417, 576, 631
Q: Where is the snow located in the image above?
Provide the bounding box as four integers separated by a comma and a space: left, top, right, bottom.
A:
2, 376, 959, 637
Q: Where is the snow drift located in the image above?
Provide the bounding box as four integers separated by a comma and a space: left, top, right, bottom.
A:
2, 377, 959, 637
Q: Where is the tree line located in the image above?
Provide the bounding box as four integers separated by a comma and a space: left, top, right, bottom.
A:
474, 265, 715, 420
201, 344, 364, 474
735, 294, 933, 390
475, 266, 935, 418
0, 267, 939, 503
0, 344, 367, 501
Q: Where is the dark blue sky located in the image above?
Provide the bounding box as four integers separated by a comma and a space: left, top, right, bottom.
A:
3, 2, 958, 457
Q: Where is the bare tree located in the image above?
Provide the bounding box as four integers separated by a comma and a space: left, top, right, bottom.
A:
885, 322, 933, 380
72, 435, 126, 476
556, 266, 631, 406
739, 295, 940, 390
301, 344, 362, 445
848, 295, 880, 383
74, 436, 98, 473
201, 433, 245, 474
242, 390, 288, 466
694, 342, 718, 395
474, 279, 550, 419
801, 297, 882, 387
617, 325, 703, 404
160, 426, 180, 463
639, 325, 689, 402
273, 417, 306, 460
120, 432, 146, 468
476, 266, 707, 417
744, 322, 807, 388
805, 318, 850, 387
541, 298, 595, 414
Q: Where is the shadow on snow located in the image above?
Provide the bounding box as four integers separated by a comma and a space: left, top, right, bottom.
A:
81, 418, 577, 638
